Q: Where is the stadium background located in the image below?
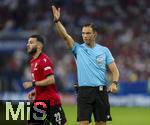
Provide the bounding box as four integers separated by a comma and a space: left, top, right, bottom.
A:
0, 0, 150, 125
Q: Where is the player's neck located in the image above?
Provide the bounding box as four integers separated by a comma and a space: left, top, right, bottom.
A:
33, 50, 42, 59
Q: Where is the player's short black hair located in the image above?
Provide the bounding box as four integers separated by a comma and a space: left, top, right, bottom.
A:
30, 35, 45, 45
83, 23, 98, 32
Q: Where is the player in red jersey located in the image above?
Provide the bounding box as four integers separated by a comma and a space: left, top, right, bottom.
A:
23, 35, 67, 125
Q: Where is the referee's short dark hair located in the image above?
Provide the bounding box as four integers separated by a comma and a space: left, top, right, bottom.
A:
83, 23, 98, 32
30, 35, 45, 45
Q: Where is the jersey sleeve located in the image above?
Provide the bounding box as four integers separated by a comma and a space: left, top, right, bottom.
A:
106, 48, 114, 65
71, 42, 80, 58
41, 58, 54, 77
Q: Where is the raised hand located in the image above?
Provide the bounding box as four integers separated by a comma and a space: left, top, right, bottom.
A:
52, 5, 60, 21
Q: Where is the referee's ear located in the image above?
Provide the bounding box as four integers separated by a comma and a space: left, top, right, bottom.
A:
94, 31, 97, 38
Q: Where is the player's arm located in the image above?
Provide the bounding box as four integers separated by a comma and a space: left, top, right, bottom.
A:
34, 75, 55, 86
52, 5, 74, 49
23, 75, 55, 89
108, 62, 120, 93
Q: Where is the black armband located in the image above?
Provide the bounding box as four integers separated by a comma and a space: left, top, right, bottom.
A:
32, 81, 36, 87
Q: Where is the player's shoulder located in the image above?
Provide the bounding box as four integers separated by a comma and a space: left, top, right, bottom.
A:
40, 53, 50, 59
40, 53, 53, 63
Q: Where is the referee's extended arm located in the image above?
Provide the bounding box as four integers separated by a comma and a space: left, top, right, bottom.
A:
52, 5, 74, 49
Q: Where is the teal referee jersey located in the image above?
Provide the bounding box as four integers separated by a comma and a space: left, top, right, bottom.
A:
72, 42, 114, 87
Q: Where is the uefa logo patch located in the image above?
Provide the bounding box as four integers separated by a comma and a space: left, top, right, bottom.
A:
96, 55, 104, 66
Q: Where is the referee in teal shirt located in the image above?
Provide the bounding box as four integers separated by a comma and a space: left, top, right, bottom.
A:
52, 5, 120, 125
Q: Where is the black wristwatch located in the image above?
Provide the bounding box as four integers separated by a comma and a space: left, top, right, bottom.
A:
112, 81, 118, 86
54, 19, 60, 23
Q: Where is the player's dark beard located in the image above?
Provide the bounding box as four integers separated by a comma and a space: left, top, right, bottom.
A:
28, 47, 37, 56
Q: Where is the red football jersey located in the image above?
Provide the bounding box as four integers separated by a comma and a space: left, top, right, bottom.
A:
30, 53, 61, 106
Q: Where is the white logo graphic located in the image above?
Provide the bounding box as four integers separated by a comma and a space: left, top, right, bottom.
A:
44, 66, 51, 71
34, 63, 37, 68
33, 63, 38, 71
43, 58, 47, 62
107, 115, 110, 119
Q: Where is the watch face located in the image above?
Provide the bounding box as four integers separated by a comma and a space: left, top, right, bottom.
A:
113, 81, 118, 85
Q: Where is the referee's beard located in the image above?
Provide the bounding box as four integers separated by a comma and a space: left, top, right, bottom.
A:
27, 47, 37, 57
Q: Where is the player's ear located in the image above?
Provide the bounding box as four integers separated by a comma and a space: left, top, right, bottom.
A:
37, 42, 42, 49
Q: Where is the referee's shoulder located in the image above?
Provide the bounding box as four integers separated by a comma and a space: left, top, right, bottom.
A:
96, 43, 108, 50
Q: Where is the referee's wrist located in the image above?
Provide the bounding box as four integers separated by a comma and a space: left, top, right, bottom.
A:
54, 18, 60, 23
112, 81, 119, 86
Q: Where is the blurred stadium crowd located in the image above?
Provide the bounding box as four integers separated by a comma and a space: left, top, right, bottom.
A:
0, 0, 149, 93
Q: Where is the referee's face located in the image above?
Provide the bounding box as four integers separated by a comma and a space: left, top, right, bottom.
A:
27, 38, 38, 54
82, 26, 96, 45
